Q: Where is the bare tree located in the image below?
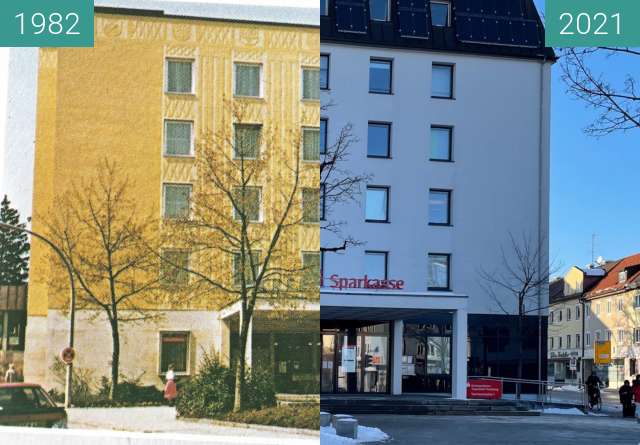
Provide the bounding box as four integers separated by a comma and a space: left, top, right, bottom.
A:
43, 160, 163, 400
164, 101, 317, 412
478, 232, 556, 397
320, 102, 369, 253
561, 47, 640, 135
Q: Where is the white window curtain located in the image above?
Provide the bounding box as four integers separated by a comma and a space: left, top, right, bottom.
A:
303, 68, 320, 100
167, 60, 192, 93
235, 64, 261, 97
165, 121, 192, 155
303, 128, 320, 161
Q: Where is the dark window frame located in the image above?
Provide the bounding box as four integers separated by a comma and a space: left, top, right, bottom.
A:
159, 331, 190, 375
369, 58, 393, 95
431, 63, 455, 100
430, 1, 451, 27
430, 125, 453, 162
369, 0, 391, 22
365, 185, 390, 223
320, 183, 326, 221
428, 188, 452, 226
320, 118, 328, 154
367, 121, 392, 159
320, 53, 330, 90
365, 250, 389, 280
428, 252, 451, 291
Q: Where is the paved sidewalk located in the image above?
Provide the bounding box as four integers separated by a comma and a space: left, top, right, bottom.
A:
354, 413, 639, 445
67, 406, 317, 441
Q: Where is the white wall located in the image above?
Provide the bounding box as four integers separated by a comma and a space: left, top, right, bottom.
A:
321, 43, 551, 315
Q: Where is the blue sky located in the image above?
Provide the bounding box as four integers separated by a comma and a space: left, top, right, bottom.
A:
534, 0, 640, 273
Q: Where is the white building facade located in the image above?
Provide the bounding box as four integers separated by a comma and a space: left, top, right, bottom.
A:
320, 0, 553, 399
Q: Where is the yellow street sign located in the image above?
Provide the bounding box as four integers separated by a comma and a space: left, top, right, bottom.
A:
594, 340, 611, 365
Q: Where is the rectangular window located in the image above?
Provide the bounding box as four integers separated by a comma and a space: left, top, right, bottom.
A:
302, 252, 320, 288
320, 118, 328, 154
428, 189, 451, 226
320, 183, 326, 221
430, 126, 452, 161
163, 184, 191, 219
235, 63, 261, 97
576, 305, 580, 319
550, 311, 554, 324
365, 251, 388, 280
566, 308, 571, 321
321, 0, 328, 15
233, 251, 260, 286
369, 59, 392, 94
365, 186, 389, 222
160, 250, 190, 287
576, 334, 581, 349
164, 120, 193, 156
595, 303, 600, 314
233, 187, 261, 222
428, 253, 450, 290
302, 188, 320, 223
160, 332, 189, 374
558, 310, 562, 322
432, 63, 453, 99
636, 294, 640, 308
619, 270, 627, 283
566, 335, 571, 348
549, 337, 554, 349
370, 0, 390, 21
595, 331, 601, 342
586, 332, 591, 347
635, 329, 640, 343
367, 122, 391, 158
586, 303, 591, 317
607, 330, 612, 341
430, 1, 450, 27
618, 299, 624, 312
302, 127, 320, 161
607, 300, 611, 313
6, 312, 25, 351
302, 67, 320, 100
166, 59, 193, 94
234, 124, 261, 159
320, 54, 329, 90
558, 336, 562, 349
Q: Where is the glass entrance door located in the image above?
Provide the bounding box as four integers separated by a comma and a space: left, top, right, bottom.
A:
402, 321, 452, 393
321, 334, 335, 393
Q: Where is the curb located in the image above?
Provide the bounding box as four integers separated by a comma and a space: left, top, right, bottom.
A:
178, 417, 320, 436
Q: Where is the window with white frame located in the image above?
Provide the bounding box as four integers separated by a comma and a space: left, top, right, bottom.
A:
618, 298, 624, 312
234, 124, 261, 159
595, 303, 600, 315
618, 329, 625, 343
619, 270, 627, 283
166, 59, 193, 94
164, 120, 193, 156
607, 300, 611, 314
160, 331, 189, 374
233, 251, 260, 286
302, 127, 320, 161
233, 186, 261, 222
235, 63, 261, 97
302, 67, 320, 100
636, 294, 640, 308
163, 184, 191, 219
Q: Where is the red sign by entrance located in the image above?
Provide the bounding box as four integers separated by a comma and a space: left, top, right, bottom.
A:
467, 379, 502, 400
328, 274, 405, 291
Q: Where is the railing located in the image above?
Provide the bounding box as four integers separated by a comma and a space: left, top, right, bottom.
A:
468, 376, 588, 410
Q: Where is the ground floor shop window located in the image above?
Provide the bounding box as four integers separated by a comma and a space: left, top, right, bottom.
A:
159, 332, 190, 374
320, 322, 389, 394
402, 318, 452, 393
0, 311, 26, 351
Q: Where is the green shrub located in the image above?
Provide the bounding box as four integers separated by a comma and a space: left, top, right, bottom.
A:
98, 375, 165, 405
221, 405, 319, 430
244, 368, 276, 410
50, 358, 98, 406
175, 353, 235, 417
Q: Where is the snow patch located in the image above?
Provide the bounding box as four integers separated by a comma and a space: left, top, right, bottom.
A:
542, 408, 585, 416
550, 385, 581, 392
320, 425, 389, 444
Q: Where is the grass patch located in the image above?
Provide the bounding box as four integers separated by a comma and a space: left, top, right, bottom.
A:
217, 404, 319, 430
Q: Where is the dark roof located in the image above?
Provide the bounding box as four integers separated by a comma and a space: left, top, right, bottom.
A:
321, 0, 555, 61
586, 253, 640, 299
549, 278, 565, 304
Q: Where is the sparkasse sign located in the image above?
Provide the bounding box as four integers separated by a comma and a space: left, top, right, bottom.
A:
327, 274, 405, 290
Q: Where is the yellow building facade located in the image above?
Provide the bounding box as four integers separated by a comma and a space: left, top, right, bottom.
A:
25, 7, 320, 391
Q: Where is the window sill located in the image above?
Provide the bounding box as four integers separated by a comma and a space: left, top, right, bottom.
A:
367, 155, 391, 159
365, 219, 390, 224
369, 90, 393, 95
431, 96, 455, 100
429, 158, 454, 163
302, 159, 321, 164
234, 95, 265, 101
302, 221, 320, 225
428, 287, 451, 292
164, 154, 196, 159
302, 98, 321, 103
429, 223, 452, 227
165, 92, 197, 98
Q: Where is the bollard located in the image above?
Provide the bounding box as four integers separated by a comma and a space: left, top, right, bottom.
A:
335, 418, 358, 439
331, 414, 352, 428
320, 412, 331, 427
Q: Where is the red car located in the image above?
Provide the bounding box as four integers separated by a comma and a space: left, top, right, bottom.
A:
0, 383, 67, 428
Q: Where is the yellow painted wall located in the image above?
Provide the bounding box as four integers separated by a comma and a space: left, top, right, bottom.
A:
29, 12, 320, 315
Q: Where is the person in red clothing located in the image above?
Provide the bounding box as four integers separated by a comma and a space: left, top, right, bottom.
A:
633, 376, 640, 404
164, 364, 178, 406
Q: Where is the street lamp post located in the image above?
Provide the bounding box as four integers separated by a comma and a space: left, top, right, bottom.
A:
0, 222, 76, 408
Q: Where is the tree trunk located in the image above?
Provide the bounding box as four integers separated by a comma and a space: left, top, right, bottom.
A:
233, 310, 251, 412
109, 315, 120, 401
516, 313, 523, 400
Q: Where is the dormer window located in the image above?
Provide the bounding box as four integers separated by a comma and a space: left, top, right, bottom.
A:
431, 1, 451, 27
619, 270, 628, 283
370, 0, 390, 21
